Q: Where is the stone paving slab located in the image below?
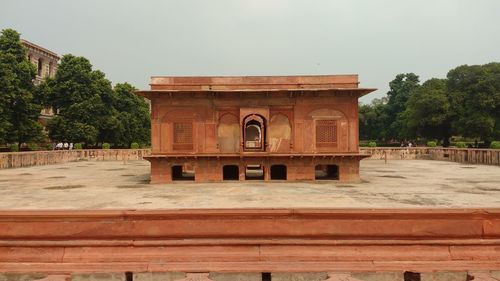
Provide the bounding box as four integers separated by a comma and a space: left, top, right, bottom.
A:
0, 159, 499, 209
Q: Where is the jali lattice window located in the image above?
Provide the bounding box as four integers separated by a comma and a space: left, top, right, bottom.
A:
315, 120, 338, 148
173, 122, 193, 150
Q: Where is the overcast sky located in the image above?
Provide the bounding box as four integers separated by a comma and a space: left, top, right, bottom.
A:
2, 0, 500, 103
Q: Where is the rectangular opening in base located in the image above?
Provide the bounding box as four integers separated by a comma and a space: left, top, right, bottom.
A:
245, 164, 264, 180
404, 272, 421, 281
315, 164, 339, 180
223, 165, 239, 180
270, 164, 287, 180
172, 165, 195, 181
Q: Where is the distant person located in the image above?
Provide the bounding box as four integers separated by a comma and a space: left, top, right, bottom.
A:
55, 142, 63, 150
63, 142, 69, 150
69, 143, 73, 150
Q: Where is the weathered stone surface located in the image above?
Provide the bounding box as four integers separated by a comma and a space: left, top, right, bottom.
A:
272, 272, 328, 281
0, 274, 45, 281
467, 272, 500, 281
173, 273, 213, 281
326, 272, 402, 281
420, 272, 468, 281
2, 159, 500, 209
134, 272, 186, 281
491, 271, 500, 279
351, 272, 402, 281
71, 273, 124, 281
325, 274, 362, 281
209, 273, 261, 281
0, 274, 69, 281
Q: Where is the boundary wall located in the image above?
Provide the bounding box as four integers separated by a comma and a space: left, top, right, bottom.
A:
1, 148, 498, 169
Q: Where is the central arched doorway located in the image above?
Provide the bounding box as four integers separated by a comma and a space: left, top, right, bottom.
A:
243, 114, 266, 151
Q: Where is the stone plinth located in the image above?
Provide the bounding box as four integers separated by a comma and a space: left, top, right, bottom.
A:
1, 209, 500, 272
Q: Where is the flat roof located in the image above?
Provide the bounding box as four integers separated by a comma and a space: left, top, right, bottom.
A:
138, 75, 376, 97
150, 74, 358, 86
137, 88, 377, 99
0, 159, 498, 209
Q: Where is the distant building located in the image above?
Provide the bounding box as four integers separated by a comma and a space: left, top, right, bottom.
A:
21, 39, 60, 127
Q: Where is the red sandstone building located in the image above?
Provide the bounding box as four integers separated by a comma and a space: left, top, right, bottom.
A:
138, 75, 375, 183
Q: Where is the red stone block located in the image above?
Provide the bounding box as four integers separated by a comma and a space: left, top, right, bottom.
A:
0, 247, 64, 262
260, 245, 451, 261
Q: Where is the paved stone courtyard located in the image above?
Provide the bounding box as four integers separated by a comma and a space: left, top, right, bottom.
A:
0, 159, 499, 209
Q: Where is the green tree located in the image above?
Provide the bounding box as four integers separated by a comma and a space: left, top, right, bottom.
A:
359, 97, 389, 141
0, 28, 45, 148
42, 55, 151, 147
385, 73, 420, 140
447, 63, 500, 146
44, 54, 117, 145
403, 78, 453, 146
113, 83, 150, 147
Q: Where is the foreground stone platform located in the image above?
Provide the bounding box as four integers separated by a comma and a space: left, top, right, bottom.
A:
0, 160, 499, 209
1, 160, 500, 275
1, 208, 500, 274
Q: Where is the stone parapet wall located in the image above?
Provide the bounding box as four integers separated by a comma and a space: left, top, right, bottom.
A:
1, 148, 499, 169
0, 149, 151, 169
1, 209, 500, 274
429, 147, 500, 165
361, 147, 430, 160
361, 147, 500, 165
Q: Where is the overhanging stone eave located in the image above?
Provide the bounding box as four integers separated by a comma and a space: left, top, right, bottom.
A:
135, 88, 377, 99
144, 153, 371, 160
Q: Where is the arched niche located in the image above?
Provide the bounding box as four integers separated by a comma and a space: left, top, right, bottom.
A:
268, 114, 291, 152
307, 108, 349, 151
243, 114, 266, 151
217, 113, 240, 153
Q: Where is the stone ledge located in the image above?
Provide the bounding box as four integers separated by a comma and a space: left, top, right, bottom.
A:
1, 209, 500, 273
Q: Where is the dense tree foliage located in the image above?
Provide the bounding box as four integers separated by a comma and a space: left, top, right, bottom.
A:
41, 55, 114, 144
359, 97, 389, 141
113, 83, 151, 147
402, 79, 452, 146
447, 63, 500, 146
359, 73, 421, 142
360, 64, 500, 147
385, 73, 420, 140
0, 27, 150, 150
0, 29, 45, 148
39, 54, 150, 147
